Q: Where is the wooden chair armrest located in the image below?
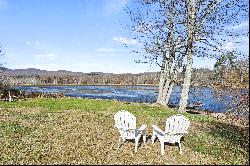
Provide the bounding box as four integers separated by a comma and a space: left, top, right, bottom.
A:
137, 124, 147, 131
152, 125, 165, 135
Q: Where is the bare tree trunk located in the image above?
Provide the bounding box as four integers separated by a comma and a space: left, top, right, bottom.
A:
157, 45, 168, 105
157, 70, 165, 104
160, 60, 174, 106
161, 79, 171, 106
157, 60, 175, 106
179, 55, 193, 112
160, 11, 175, 106
178, 0, 196, 113
165, 81, 175, 105
157, 0, 178, 107
165, 67, 180, 106
157, 68, 173, 106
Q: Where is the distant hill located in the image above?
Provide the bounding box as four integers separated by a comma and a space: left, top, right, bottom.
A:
0, 67, 160, 86
1, 68, 110, 76
1, 67, 248, 88
1, 68, 159, 77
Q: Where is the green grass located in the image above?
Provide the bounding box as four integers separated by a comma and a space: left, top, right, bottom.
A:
0, 98, 214, 122
0, 98, 248, 165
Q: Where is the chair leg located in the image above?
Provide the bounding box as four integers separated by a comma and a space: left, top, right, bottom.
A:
143, 135, 146, 145
160, 141, 165, 155
135, 138, 139, 153
152, 131, 156, 144
117, 137, 121, 149
143, 129, 147, 145
178, 142, 183, 154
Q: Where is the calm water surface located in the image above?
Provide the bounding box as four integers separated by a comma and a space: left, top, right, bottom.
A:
16, 85, 235, 113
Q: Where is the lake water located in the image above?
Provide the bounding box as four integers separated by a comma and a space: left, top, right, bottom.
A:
16, 85, 236, 113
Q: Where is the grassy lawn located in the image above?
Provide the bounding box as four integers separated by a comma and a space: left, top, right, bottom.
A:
0, 98, 249, 165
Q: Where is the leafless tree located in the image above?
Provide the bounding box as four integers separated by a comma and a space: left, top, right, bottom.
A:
125, 0, 248, 112
178, 0, 248, 112
125, 0, 190, 106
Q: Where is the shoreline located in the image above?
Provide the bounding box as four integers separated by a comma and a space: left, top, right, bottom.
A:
14, 84, 248, 91
9, 84, 249, 117
16, 84, 160, 87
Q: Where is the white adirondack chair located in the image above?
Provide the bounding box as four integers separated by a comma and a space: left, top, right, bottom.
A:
114, 110, 147, 153
152, 114, 190, 155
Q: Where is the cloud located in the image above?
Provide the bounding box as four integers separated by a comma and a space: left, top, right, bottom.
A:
96, 48, 129, 55
221, 41, 235, 51
218, 41, 236, 51
17, 64, 66, 71
26, 41, 31, 46
0, 0, 8, 10
229, 21, 249, 30
26, 40, 40, 46
72, 39, 80, 45
18, 63, 99, 72
113, 37, 138, 45
228, 38, 249, 55
34, 53, 56, 60
96, 48, 116, 53
193, 57, 216, 70
72, 63, 99, 67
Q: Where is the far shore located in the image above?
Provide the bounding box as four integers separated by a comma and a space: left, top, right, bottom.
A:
14, 84, 248, 91
16, 84, 160, 87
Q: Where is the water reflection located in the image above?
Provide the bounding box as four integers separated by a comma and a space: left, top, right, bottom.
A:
16, 85, 234, 113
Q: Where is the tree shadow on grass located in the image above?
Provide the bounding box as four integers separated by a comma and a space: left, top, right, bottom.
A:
208, 121, 249, 152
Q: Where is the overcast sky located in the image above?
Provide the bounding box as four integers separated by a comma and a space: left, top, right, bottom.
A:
0, 0, 249, 74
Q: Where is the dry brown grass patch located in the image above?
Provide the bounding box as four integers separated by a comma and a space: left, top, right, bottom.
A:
0, 107, 248, 165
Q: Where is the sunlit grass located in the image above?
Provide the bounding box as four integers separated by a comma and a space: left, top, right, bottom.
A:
0, 98, 248, 164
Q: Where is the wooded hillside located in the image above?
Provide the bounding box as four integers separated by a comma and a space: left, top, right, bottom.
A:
1, 66, 248, 89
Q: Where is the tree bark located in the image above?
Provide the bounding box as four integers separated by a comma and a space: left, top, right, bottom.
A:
159, 6, 176, 106
156, 43, 168, 105
160, 79, 171, 106
157, 69, 166, 104
179, 55, 193, 112
165, 80, 175, 105
178, 0, 196, 113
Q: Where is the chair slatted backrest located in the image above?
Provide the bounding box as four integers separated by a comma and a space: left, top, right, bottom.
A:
114, 110, 136, 139
165, 114, 190, 141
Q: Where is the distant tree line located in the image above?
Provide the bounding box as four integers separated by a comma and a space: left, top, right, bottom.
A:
2, 72, 160, 86
2, 61, 248, 89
